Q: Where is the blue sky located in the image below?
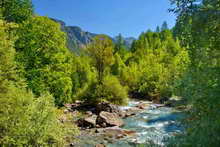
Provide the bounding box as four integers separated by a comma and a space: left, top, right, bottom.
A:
32, 0, 176, 38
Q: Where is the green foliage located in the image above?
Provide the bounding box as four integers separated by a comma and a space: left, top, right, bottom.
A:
0, 19, 27, 90
0, 20, 17, 90
123, 30, 189, 101
1, 0, 33, 23
114, 34, 128, 59
168, 0, 220, 146
0, 19, 78, 146
79, 75, 128, 105
101, 75, 128, 105
15, 16, 73, 106
0, 86, 74, 146
111, 53, 126, 76
3, 0, 219, 146
84, 35, 129, 105
87, 34, 114, 84
70, 55, 96, 100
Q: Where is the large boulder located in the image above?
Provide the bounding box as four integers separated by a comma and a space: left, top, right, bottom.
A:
96, 111, 124, 127
96, 102, 122, 114
77, 115, 97, 128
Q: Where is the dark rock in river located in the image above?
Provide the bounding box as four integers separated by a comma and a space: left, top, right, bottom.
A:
124, 107, 142, 117
159, 97, 169, 104
96, 111, 124, 127
165, 99, 185, 107
77, 115, 97, 128
96, 102, 122, 114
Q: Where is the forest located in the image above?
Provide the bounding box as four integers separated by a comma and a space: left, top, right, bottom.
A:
0, 0, 219, 146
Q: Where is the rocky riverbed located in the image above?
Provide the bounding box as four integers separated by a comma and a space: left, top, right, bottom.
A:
67, 100, 185, 147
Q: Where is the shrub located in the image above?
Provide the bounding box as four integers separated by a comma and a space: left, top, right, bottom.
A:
71, 55, 96, 100
102, 75, 129, 105
80, 76, 128, 105
0, 86, 78, 146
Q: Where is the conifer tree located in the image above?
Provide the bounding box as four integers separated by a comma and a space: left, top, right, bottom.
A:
114, 33, 127, 58
156, 26, 160, 32
161, 21, 169, 31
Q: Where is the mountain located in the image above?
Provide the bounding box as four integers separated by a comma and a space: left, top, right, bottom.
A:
113, 36, 136, 49
51, 18, 135, 53
51, 18, 97, 53
124, 37, 136, 47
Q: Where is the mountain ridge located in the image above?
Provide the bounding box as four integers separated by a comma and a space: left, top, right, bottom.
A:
51, 18, 135, 53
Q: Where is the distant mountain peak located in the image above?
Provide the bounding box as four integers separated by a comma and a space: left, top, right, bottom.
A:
51, 18, 135, 53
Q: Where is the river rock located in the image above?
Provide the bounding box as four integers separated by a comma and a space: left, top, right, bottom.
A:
159, 97, 169, 104
96, 102, 122, 114
77, 115, 97, 128
95, 144, 106, 147
103, 127, 136, 139
96, 111, 124, 127
165, 99, 184, 107
136, 102, 150, 109
85, 111, 93, 116
124, 107, 142, 117
69, 143, 74, 147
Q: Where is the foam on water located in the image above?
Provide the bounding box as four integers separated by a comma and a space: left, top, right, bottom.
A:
77, 100, 184, 147
120, 101, 184, 146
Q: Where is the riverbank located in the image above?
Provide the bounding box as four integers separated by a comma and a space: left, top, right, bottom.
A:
62, 100, 185, 147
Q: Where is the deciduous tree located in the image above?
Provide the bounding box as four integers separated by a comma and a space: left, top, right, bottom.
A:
87, 35, 114, 84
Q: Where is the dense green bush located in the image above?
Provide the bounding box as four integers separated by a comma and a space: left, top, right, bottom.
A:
102, 75, 128, 105
70, 55, 96, 100
15, 16, 74, 106
120, 30, 189, 101
79, 75, 128, 105
0, 20, 18, 90
1, 0, 33, 23
168, 0, 220, 146
0, 86, 77, 146
0, 19, 78, 146
111, 53, 126, 76
0, 74, 77, 146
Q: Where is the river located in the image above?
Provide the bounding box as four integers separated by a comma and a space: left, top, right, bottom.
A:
76, 100, 184, 147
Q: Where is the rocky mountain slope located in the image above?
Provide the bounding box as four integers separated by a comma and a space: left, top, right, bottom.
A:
51, 18, 135, 53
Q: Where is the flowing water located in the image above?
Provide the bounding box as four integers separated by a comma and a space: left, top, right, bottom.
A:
76, 101, 184, 147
